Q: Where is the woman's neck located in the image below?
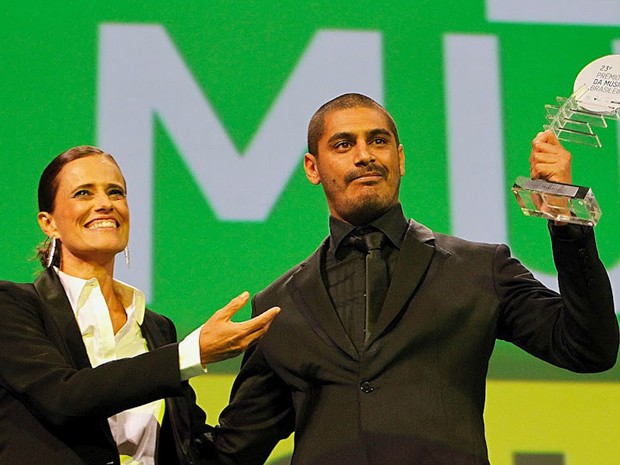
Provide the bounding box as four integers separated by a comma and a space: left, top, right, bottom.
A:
59, 258, 128, 334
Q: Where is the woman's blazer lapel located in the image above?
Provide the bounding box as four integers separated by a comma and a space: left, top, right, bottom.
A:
33, 268, 92, 370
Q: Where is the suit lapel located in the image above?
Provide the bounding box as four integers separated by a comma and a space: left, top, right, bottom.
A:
140, 313, 166, 350
285, 240, 359, 359
33, 268, 162, 453
366, 221, 436, 346
139, 312, 188, 458
34, 268, 92, 370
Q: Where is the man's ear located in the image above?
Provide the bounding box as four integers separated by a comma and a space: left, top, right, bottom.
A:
398, 144, 405, 177
304, 153, 321, 185
37, 212, 57, 238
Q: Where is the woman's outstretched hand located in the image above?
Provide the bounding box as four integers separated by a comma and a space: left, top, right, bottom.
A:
198, 292, 280, 366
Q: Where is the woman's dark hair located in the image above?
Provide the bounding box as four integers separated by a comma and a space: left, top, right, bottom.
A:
36, 145, 122, 267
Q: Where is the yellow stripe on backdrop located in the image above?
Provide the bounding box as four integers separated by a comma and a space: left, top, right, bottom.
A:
191, 377, 620, 465
485, 381, 620, 465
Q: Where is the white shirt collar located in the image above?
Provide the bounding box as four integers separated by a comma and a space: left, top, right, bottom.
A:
56, 268, 146, 325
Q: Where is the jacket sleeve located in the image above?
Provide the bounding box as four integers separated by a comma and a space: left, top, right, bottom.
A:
495, 223, 619, 372
0, 283, 186, 427
214, 296, 295, 465
146, 311, 217, 464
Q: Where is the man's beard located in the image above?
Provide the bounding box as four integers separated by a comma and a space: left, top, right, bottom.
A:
339, 193, 395, 225
337, 173, 400, 225
322, 163, 400, 225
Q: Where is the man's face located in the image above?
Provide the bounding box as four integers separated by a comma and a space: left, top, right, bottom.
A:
304, 106, 405, 225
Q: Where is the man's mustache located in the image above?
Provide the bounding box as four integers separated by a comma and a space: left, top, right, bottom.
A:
345, 164, 387, 183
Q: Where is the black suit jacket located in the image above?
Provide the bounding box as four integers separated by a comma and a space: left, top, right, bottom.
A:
215, 221, 619, 465
0, 268, 213, 465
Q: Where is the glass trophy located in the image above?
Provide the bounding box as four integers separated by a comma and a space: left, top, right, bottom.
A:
512, 54, 620, 226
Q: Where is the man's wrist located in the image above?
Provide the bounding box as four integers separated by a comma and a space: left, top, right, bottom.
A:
548, 220, 592, 242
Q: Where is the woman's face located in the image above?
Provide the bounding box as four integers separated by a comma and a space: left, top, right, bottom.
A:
38, 154, 129, 269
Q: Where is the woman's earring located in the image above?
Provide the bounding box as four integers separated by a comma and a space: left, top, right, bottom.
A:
124, 246, 130, 268
46, 237, 57, 268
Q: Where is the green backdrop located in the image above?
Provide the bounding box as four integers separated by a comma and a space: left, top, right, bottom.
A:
1, 4, 620, 462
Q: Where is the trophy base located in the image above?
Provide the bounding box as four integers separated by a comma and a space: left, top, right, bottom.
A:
512, 176, 601, 226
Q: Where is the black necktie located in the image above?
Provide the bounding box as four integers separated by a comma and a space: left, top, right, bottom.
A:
348, 230, 388, 343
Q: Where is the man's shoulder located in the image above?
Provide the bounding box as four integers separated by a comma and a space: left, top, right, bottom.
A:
406, 219, 502, 254
256, 239, 327, 297
433, 230, 501, 249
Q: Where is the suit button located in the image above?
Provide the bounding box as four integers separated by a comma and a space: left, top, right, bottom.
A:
360, 381, 374, 393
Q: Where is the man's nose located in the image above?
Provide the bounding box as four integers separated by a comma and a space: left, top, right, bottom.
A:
353, 142, 375, 165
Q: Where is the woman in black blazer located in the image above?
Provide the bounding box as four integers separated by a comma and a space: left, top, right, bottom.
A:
0, 146, 278, 465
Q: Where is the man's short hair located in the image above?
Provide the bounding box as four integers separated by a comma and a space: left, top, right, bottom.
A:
306, 93, 400, 156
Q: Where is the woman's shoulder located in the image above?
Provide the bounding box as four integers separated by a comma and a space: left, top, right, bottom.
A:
144, 307, 175, 327
0, 279, 40, 318
0, 279, 36, 298
143, 308, 179, 343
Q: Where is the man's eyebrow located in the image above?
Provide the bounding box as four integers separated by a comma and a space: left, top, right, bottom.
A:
327, 131, 355, 144
368, 128, 393, 139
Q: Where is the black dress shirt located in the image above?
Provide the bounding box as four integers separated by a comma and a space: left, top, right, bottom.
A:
322, 203, 409, 351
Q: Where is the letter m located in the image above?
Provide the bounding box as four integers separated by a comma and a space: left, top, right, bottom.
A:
97, 25, 383, 296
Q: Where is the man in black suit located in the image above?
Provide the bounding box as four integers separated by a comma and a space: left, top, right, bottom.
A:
214, 93, 619, 465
